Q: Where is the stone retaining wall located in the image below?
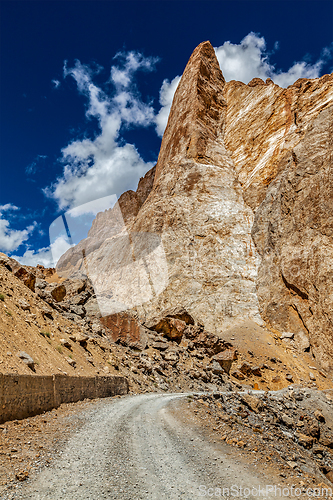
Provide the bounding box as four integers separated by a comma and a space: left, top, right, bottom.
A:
0, 374, 128, 424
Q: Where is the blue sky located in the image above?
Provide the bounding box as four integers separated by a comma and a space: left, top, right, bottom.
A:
0, 0, 332, 267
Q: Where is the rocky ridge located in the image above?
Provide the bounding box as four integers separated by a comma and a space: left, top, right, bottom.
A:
57, 40, 333, 374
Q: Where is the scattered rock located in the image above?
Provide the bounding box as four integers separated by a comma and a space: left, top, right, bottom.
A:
17, 351, 35, 369
17, 299, 30, 311
314, 410, 326, 423
280, 414, 294, 428
231, 370, 246, 380
281, 332, 294, 339
60, 339, 72, 348
241, 394, 264, 414
297, 433, 314, 449
213, 349, 237, 374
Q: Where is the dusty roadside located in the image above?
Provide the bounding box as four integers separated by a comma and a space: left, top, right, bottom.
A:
0, 393, 299, 500
0, 395, 124, 497
2, 389, 332, 499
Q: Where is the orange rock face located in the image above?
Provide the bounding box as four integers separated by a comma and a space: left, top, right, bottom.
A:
224, 73, 333, 210
100, 312, 148, 351
58, 41, 333, 372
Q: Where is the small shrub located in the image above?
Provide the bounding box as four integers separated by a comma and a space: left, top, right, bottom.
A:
0, 293, 5, 301
56, 345, 63, 354
40, 331, 51, 338
5, 310, 12, 316
68, 354, 72, 359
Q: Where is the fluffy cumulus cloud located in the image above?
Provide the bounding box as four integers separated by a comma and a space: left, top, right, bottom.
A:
0, 205, 36, 253
11, 235, 73, 267
155, 32, 332, 136
215, 32, 331, 86
45, 52, 158, 212
155, 76, 181, 137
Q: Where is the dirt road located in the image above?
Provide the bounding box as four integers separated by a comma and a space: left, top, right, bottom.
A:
8, 393, 287, 499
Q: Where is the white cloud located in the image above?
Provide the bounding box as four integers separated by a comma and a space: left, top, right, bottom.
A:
0, 204, 19, 212
12, 236, 73, 267
52, 79, 61, 89
215, 32, 331, 87
0, 205, 36, 254
155, 76, 181, 137
45, 53, 158, 212
154, 33, 332, 137
68, 194, 118, 217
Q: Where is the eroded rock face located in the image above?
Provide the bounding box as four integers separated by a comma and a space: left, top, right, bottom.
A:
252, 105, 333, 371
223, 73, 333, 210
129, 41, 262, 332
57, 40, 333, 372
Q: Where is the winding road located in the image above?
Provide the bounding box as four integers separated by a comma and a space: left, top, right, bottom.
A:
14, 393, 284, 499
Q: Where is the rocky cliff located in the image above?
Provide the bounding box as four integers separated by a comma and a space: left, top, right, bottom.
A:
57, 41, 333, 372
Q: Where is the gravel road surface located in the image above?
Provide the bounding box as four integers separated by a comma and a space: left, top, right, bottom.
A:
10, 393, 285, 499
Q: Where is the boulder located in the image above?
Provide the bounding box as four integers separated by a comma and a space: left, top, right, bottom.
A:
251, 366, 262, 377
280, 414, 294, 428
151, 341, 169, 351
319, 432, 333, 448
70, 305, 85, 318
209, 360, 225, 375
90, 321, 105, 336
83, 297, 101, 318
281, 332, 294, 339
213, 349, 237, 374
50, 284, 66, 302
60, 339, 72, 348
148, 317, 187, 343
240, 394, 264, 414
101, 312, 148, 350
65, 357, 76, 367
14, 267, 35, 291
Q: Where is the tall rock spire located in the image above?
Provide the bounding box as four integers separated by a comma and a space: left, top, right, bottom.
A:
154, 41, 226, 184
57, 40, 262, 335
